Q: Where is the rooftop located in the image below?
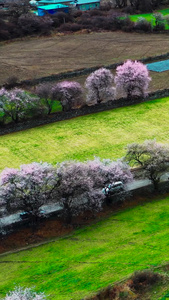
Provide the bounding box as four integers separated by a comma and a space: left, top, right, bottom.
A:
76, 0, 100, 4
38, 3, 68, 8
38, 0, 72, 4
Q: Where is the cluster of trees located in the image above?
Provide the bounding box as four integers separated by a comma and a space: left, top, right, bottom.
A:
0, 87, 57, 124
114, 0, 168, 12
0, 158, 133, 225
1, 140, 169, 227
0, 60, 151, 124
37, 60, 151, 111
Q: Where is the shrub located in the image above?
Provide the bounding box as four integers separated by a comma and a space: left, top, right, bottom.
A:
57, 23, 71, 32
5, 76, 19, 89
0, 29, 11, 41
85, 68, 115, 106
135, 17, 152, 32
54, 11, 73, 24
36, 82, 55, 114
120, 16, 135, 32
165, 14, 169, 26
18, 13, 53, 35
114, 59, 151, 98
72, 10, 83, 18
88, 9, 104, 16
100, 1, 114, 11
77, 13, 93, 27
153, 12, 165, 31
130, 270, 162, 291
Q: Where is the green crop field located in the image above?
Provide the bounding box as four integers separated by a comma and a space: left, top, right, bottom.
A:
0, 97, 169, 171
1, 196, 169, 299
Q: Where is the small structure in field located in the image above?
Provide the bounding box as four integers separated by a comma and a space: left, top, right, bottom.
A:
37, 3, 69, 15
75, 0, 100, 10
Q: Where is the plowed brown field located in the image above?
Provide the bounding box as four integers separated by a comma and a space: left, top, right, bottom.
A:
1, 31, 169, 85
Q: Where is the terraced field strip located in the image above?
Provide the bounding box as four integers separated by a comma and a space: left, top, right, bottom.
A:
0, 96, 169, 171
1, 196, 169, 299
1, 31, 169, 85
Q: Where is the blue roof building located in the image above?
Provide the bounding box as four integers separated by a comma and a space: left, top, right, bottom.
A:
76, 0, 100, 10
38, 3, 69, 15
38, 0, 72, 5
37, 0, 100, 10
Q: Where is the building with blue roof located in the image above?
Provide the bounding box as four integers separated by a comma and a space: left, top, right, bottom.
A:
38, 3, 69, 15
76, 0, 100, 10
37, 0, 100, 11
37, 0, 72, 5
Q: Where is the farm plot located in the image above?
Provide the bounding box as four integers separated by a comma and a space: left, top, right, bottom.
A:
0, 97, 169, 171
1, 196, 169, 300
1, 31, 169, 85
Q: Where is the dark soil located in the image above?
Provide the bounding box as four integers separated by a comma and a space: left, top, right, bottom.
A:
0, 194, 157, 255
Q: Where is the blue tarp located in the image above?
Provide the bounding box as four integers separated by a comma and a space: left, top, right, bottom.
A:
146, 59, 169, 72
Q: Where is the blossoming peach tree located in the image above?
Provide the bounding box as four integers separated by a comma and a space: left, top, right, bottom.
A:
114, 60, 151, 99
85, 68, 115, 106
0, 162, 58, 225
0, 88, 42, 123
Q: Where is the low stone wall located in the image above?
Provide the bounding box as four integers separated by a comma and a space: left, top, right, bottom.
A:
0, 88, 169, 136
3, 52, 169, 89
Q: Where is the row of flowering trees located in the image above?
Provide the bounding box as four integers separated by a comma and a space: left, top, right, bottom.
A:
0, 158, 133, 225
1, 140, 169, 227
0, 60, 151, 124
37, 60, 151, 110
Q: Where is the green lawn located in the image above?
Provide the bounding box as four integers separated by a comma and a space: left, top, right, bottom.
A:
0, 97, 169, 171
130, 8, 169, 29
1, 196, 169, 299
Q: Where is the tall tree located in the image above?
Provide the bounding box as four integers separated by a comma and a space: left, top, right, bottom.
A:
0, 162, 58, 225
114, 60, 151, 99
85, 68, 115, 106
51, 81, 84, 112
124, 140, 169, 191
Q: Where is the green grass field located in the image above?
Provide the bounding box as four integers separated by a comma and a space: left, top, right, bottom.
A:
1, 196, 169, 299
130, 8, 169, 29
0, 97, 169, 171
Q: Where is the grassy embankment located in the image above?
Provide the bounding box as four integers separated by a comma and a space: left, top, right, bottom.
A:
1, 196, 169, 299
0, 96, 169, 171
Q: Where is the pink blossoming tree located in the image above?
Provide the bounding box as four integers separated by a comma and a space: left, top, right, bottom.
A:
124, 140, 169, 191
114, 60, 151, 99
56, 158, 132, 223
85, 68, 115, 106
56, 161, 105, 224
0, 162, 58, 225
0, 88, 41, 123
86, 157, 133, 204
51, 81, 84, 111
